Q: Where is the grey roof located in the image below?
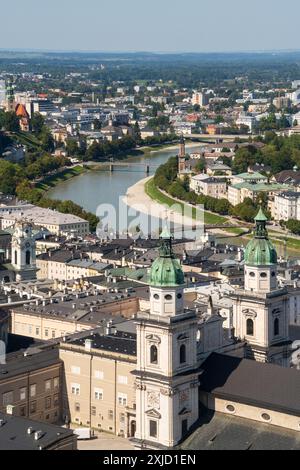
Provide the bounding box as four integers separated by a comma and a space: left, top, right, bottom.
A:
181, 409, 300, 450
0, 348, 61, 380
200, 353, 300, 416
0, 412, 75, 450
68, 330, 137, 356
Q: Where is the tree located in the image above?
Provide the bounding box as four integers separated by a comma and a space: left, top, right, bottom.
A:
286, 219, 300, 235
3, 111, 20, 132
0, 160, 22, 194
133, 122, 141, 144
31, 113, 45, 134
66, 138, 79, 156
40, 130, 55, 152
195, 157, 206, 173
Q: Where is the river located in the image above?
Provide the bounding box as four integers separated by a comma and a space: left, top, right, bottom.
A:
48, 144, 203, 236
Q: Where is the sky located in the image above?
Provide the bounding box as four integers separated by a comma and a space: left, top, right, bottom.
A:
0, 0, 299, 53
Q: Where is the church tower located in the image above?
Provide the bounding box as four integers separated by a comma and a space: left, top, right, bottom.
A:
232, 209, 290, 365
178, 135, 186, 175
5, 78, 15, 112
133, 228, 199, 449
11, 222, 37, 282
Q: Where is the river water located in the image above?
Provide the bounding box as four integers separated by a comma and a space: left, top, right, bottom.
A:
48, 144, 203, 237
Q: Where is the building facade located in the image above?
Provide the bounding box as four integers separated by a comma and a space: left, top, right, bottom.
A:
133, 228, 199, 449
231, 209, 290, 365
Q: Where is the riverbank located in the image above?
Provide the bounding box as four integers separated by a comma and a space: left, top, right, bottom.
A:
36, 165, 86, 191
123, 176, 196, 227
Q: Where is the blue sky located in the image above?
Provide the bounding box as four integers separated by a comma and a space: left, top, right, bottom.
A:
1, 0, 299, 52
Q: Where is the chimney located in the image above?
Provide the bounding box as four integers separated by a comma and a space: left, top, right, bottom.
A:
85, 339, 93, 351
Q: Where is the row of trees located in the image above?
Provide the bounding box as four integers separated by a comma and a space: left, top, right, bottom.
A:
66, 132, 178, 162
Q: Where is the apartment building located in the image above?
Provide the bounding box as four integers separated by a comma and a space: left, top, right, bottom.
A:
9, 289, 141, 341
36, 249, 110, 280
0, 412, 77, 450
0, 206, 89, 237
190, 174, 227, 199
272, 191, 300, 221
0, 349, 62, 424
59, 330, 137, 438
228, 182, 291, 207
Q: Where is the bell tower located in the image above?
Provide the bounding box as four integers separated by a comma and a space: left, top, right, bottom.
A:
11, 222, 37, 282
133, 227, 199, 449
178, 134, 186, 175
232, 209, 290, 365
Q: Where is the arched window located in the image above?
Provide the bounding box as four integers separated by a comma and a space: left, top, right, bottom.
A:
26, 250, 31, 265
180, 344, 186, 364
14, 251, 17, 265
274, 318, 279, 336
246, 319, 254, 336
150, 345, 158, 364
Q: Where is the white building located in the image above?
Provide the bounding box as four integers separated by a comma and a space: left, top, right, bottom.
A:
192, 91, 210, 107
272, 191, 300, 221
236, 112, 256, 132
190, 174, 227, 199
0, 205, 89, 236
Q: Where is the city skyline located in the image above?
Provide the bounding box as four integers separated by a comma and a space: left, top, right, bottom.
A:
1, 0, 299, 53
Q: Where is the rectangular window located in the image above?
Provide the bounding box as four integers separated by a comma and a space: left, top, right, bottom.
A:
30, 384, 36, 398
35, 327, 40, 336
118, 375, 128, 385
45, 329, 49, 337
53, 394, 59, 407
108, 410, 114, 420
45, 397, 51, 409
117, 393, 127, 406
149, 420, 158, 438
45, 380, 51, 391
30, 401, 37, 414
52, 330, 56, 338
3, 391, 13, 406
20, 406, 26, 417
91, 406, 96, 416
20, 387, 26, 401
71, 383, 80, 395
94, 388, 103, 400
120, 413, 125, 423
53, 377, 59, 389
75, 402, 80, 412
94, 370, 104, 380
71, 366, 81, 375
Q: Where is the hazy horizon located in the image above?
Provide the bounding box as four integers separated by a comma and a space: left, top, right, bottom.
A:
1, 0, 299, 53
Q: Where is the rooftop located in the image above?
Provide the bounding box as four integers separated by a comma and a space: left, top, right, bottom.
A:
0, 412, 75, 450
200, 353, 300, 416
182, 409, 300, 450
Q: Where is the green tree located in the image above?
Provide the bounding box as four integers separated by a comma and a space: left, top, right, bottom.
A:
31, 113, 45, 134
3, 111, 20, 132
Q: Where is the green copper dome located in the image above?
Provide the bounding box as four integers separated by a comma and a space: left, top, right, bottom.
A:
244, 208, 277, 266
149, 227, 185, 287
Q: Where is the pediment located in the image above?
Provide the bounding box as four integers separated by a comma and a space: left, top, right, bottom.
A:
145, 408, 161, 419
146, 334, 161, 344
178, 407, 191, 416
